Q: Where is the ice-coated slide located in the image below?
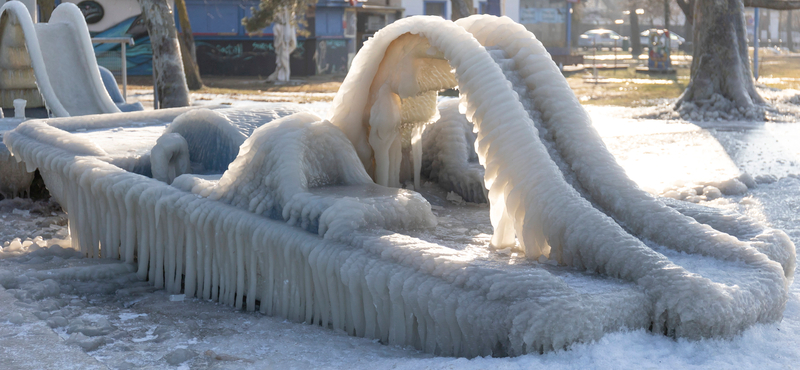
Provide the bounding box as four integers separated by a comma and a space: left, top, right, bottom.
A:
0, 1, 120, 117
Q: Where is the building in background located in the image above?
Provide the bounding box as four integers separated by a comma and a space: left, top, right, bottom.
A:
402, 0, 500, 20
55, 0, 602, 77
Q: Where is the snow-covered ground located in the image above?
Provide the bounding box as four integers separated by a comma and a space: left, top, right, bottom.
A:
2, 101, 800, 369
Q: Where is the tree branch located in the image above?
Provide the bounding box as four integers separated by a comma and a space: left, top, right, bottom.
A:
743, 0, 800, 10
676, 0, 694, 25
676, 0, 693, 20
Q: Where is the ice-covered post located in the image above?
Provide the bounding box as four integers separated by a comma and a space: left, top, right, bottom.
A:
13, 99, 26, 119
566, 2, 572, 49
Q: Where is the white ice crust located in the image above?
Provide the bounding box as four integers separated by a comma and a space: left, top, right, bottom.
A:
2, 15, 796, 357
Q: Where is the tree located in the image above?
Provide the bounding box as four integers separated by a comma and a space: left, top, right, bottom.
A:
675, 0, 800, 121
451, 0, 473, 21
787, 10, 795, 52
243, 0, 314, 83
676, 0, 694, 52
174, 0, 203, 90
628, 5, 642, 58
37, 0, 55, 22
138, 0, 190, 108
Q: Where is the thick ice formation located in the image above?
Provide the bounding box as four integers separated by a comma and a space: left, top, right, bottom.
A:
171, 112, 436, 238
160, 109, 247, 176
3, 15, 796, 357
0, 141, 33, 198
421, 100, 486, 203
331, 14, 792, 339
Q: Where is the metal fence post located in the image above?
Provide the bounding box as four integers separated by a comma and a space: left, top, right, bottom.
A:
121, 42, 127, 100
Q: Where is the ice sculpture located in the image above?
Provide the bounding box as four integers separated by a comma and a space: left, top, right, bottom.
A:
3, 15, 796, 357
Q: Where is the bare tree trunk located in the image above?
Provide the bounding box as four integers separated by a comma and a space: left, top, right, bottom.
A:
663, 0, 672, 67
267, 8, 297, 83
174, 0, 203, 90
138, 0, 190, 108
629, 5, 642, 57
37, 0, 55, 22
450, 0, 472, 21
677, 0, 695, 53
676, 0, 765, 120
788, 10, 795, 51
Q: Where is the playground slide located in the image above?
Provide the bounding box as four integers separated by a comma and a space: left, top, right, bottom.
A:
0, 1, 120, 117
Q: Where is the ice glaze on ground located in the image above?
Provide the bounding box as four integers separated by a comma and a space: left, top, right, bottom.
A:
2, 103, 800, 368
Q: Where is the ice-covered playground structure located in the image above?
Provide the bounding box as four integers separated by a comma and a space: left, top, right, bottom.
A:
0, 1, 143, 198
3, 15, 797, 357
0, 1, 128, 118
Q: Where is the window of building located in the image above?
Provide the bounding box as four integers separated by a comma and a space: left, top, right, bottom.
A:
424, 1, 446, 18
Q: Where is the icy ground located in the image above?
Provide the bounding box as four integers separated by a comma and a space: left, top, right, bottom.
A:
2, 103, 800, 369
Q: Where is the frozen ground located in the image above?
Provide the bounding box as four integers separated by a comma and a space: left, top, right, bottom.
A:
2, 101, 800, 369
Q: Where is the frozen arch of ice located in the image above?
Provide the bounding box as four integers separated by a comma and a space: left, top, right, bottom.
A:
150, 133, 190, 184
2, 15, 796, 356
330, 14, 794, 338
161, 109, 247, 176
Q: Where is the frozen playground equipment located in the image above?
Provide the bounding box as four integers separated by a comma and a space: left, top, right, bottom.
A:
0, 1, 143, 198
3, 15, 796, 356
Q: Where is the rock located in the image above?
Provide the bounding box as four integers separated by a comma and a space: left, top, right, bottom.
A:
7, 312, 24, 324
702, 186, 723, 200
46, 316, 69, 328
66, 333, 109, 352
164, 348, 197, 366
25, 279, 61, 300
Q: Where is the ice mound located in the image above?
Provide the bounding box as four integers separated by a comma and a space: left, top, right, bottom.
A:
3, 14, 796, 357
150, 133, 190, 184
161, 109, 247, 175
421, 99, 486, 203
172, 112, 436, 237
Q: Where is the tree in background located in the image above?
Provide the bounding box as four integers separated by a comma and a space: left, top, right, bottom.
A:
37, 0, 55, 22
627, 4, 642, 58
787, 10, 796, 52
137, 0, 190, 108
243, 0, 314, 83
174, 0, 203, 90
675, 0, 800, 120
451, 0, 473, 20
